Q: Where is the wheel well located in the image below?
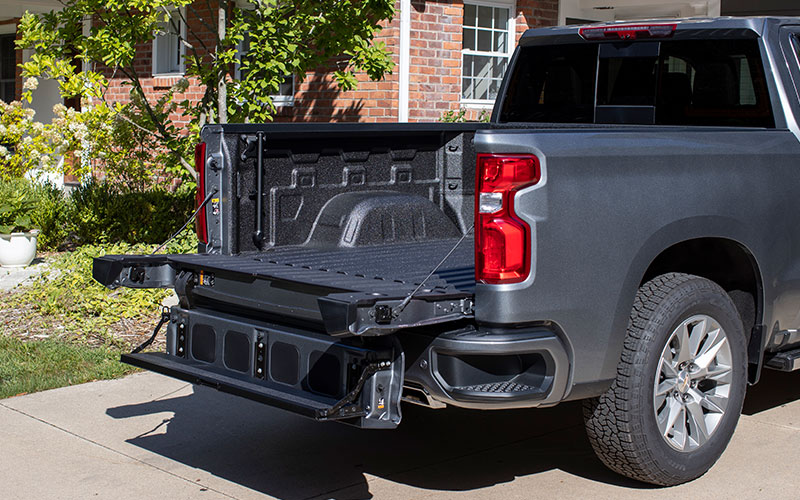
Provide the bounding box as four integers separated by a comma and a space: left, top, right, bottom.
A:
641, 238, 762, 336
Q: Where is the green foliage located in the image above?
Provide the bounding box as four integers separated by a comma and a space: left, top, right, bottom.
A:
224, 0, 396, 123
0, 177, 39, 234
440, 108, 492, 123
19, 243, 169, 323
0, 335, 136, 399
17, 0, 397, 180
69, 181, 196, 247
28, 181, 70, 250
11, 241, 193, 347
0, 177, 198, 251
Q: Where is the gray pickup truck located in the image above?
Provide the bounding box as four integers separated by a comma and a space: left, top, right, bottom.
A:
93, 17, 800, 486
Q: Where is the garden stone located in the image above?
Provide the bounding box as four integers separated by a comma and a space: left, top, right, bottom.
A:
0, 258, 50, 291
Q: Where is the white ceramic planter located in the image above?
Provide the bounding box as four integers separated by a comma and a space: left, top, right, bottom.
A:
0, 230, 39, 268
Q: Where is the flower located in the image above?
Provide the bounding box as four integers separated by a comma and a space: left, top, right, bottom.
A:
22, 77, 39, 91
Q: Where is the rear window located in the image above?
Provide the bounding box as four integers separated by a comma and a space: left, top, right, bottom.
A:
498, 39, 774, 128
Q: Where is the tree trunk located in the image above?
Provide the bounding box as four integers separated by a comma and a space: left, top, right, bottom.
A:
218, 0, 227, 124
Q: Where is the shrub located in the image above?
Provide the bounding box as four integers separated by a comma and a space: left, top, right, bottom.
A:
0, 177, 198, 251
69, 181, 196, 247
29, 181, 70, 250
0, 177, 38, 234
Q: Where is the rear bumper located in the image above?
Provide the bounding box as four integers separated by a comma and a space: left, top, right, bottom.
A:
403, 327, 570, 410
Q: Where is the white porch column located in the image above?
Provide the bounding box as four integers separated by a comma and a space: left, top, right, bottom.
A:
398, 0, 410, 122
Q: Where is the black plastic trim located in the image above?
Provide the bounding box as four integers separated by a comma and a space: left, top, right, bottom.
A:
121, 352, 329, 418
403, 326, 571, 410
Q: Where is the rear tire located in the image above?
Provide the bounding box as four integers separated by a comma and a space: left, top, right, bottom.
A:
583, 273, 747, 486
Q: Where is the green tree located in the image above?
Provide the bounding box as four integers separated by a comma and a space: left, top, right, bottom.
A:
17, 0, 395, 181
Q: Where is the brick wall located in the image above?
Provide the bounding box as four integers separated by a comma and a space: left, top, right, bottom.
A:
406, 0, 557, 121
285, 0, 559, 123
100, 3, 216, 131
280, 9, 402, 123
100, 0, 559, 125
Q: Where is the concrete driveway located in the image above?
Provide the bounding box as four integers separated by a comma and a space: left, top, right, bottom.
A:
2, 368, 800, 500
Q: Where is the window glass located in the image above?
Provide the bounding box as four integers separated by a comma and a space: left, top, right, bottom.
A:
498, 39, 773, 127
0, 35, 15, 103
462, 2, 512, 102
498, 44, 598, 123
153, 9, 183, 75
656, 39, 773, 127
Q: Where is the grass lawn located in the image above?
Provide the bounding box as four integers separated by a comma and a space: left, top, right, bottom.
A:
0, 335, 136, 399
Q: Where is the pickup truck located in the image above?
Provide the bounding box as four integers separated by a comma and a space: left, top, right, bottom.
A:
93, 17, 800, 486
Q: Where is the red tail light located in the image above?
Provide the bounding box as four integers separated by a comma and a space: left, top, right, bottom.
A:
475, 154, 540, 284
194, 142, 208, 244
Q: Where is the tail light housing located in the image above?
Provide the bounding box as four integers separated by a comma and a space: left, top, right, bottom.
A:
194, 142, 208, 244
475, 154, 540, 284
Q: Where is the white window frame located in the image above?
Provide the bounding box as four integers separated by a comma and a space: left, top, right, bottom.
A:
271, 75, 296, 107
152, 7, 186, 77
235, 36, 296, 107
461, 0, 516, 107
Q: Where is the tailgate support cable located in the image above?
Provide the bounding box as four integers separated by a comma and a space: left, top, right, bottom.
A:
150, 190, 217, 255
392, 225, 474, 317
131, 307, 171, 354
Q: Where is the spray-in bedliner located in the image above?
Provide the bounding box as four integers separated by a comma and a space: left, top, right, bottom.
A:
168, 237, 475, 297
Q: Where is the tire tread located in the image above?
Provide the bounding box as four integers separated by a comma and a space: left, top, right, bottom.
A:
583, 272, 738, 485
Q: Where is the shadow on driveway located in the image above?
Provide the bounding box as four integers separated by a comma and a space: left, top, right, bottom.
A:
107, 386, 646, 499
105, 369, 799, 500
742, 368, 800, 416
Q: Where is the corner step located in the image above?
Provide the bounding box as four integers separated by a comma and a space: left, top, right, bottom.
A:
765, 348, 800, 371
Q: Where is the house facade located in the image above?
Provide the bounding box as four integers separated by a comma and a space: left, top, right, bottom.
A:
0, 0, 798, 128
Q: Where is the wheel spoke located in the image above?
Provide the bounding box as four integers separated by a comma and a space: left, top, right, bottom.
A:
661, 359, 679, 378
695, 336, 726, 370
673, 407, 688, 449
663, 398, 683, 436
688, 318, 708, 358
675, 323, 692, 365
704, 364, 732, 382
700, 393, 728, 414
655, 380, 675, 397
686, 400, 710, 446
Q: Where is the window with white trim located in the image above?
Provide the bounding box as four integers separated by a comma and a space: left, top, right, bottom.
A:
153, 8, 185, 76
236, 34, 295, 107
462, 1, 514, 104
